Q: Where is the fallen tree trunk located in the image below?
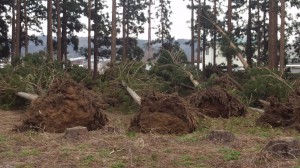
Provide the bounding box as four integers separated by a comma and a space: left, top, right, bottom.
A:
16, 92, 38, 101
121, 81, 141, 106
205, 15, 249, 69
186, 71, 200, 87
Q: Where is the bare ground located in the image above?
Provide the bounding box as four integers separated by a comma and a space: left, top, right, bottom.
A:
0, 109, 300, 168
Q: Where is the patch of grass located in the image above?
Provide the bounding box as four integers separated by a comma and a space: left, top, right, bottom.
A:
111, 160, 125, 168
0, 150, 17, 158
20, 148, 40, 157
98, 149, 111, 157
150, 153, 158, 162
82, 155, 95, 165
0, 134, 7, 144
178, 134, 198, 143
180, 155, 194, 167
219, 148, 240, 161
126, 131, 137, 138
16, 164, 34, 168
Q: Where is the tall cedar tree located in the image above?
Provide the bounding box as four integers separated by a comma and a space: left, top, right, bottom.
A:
280, 0, 285, 73
227, 0, 233, 73
155, 0, 172, 48
87, 0, 92, 70
191, 0, 195, 64
246, 0, 253, 67
268, 0, 278, 69
111, 0, 117, 67
47, 0, 53, 61
197, 0, 201, 70
56, 0, 62, 62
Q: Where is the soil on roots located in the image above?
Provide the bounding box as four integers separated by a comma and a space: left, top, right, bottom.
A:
257, 91, 300, 131
17, 78, 108, 133
188, 87, 246, 118
129, 93, 197, 134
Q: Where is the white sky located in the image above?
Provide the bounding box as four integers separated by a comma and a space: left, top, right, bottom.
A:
37, 1, 191, 40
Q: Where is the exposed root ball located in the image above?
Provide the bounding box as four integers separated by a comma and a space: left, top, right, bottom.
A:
188, 87, 246, 118
129, 93, 197, 134
18, 78, 108, 133
257, 91, 300, 131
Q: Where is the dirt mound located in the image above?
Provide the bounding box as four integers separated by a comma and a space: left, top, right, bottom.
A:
129, 93, 197, 134
18, 78, 108, 133
188, 87, 246, 118
257, 91, 300, 130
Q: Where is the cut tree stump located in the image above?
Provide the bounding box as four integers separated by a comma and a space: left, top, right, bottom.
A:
208, 130, 236, 143
64, 126, 88, 140
263, 137, 300, 159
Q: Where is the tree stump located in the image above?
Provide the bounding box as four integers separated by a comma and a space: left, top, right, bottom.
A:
64, 126, 88, 141
208, 130, 236, 143
263, 137, 300, 159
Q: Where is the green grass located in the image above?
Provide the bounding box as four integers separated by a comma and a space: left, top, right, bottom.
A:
111, 160, 126, 168
126, 131, 137, 138
177, 134, 198, 143
219, 148, 240, 161
82, 155, 95, 165
20, 148, 40, 157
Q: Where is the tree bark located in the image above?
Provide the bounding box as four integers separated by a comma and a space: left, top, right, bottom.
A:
93, 0, 99, 79
111, 0, 117, 67
213, 0, 217, 66
24, 0, 28, 55
202, 0, 206, 72
15, 0, 21, 57
246, 0, 253, 67
88, 0, 92, 70
16, 92, 38, 101
280, 0, 285, 73
47, 0, 53, 61
11, 0, 16, 60
197, 0, 201, 70
257, 0, 261, 66
147, 0, 152, 60
268, 0, 278, 69
56, 0, 62, 62
227, 0, 233, 73
122, 0, 127, 62
121, 81, 141, 105
191, 0, 195, 64
62, 0, 67, 61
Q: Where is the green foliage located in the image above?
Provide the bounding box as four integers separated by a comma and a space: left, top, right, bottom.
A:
111, 161, 125, 168
150, 49, 198, 94
219, 148, 240, 161
242, 67, 293, 106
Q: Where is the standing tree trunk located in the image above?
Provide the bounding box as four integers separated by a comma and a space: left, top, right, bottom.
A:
257, 0, 261, 66
268, 0, 278, 69
24, 0, 28, 55
213, 0, 217, 66
202, 0, 206, 72
47, 0, 53, 61
62, 0, 67, 61
227, 0, 233, 73
93, 0, 99, 79
147, 0, 152, 60
122, 0, 127, 62
11, 0, 16, 60
191, 0, 195, 65
160, 1, 164, 48
279, 0, 285, 73
246, 0, 253, 67
56, 0, 62, 62
88, 0, 92, 70
111, 0, 117, 67
197, 0, 201, 70
15, 0, 21, 57
262, 0, 268, 64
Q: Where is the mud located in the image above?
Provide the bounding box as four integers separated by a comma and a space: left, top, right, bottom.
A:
188, 87, 246, 118
17, 78, 108, 133
129, 93, 197, 134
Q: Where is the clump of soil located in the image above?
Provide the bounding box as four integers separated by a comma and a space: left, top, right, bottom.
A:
18, 78, 108, 133
188, 87, 246, 118
129, 93, 197, 134
257, 91, 300, 130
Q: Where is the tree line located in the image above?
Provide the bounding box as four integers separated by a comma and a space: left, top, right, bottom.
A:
0, 0, 300, 74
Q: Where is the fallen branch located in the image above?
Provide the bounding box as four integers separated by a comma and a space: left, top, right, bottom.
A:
186, 71, 200, 87
259, 99, 270, 106
16, 92, 38, 101
248, 107, 264, 113
121, 81, 141, 106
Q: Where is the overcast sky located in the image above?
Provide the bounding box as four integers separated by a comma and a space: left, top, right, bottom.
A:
74, 1, 191, 40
